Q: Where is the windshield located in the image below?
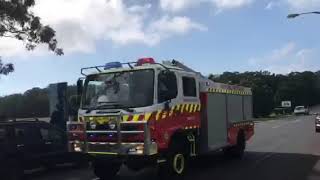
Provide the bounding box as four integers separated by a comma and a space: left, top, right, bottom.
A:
82, 69, 154, 109
295, 106, 305, 110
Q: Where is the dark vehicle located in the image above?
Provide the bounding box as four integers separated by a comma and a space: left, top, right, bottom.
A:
0, 119, 85, 180
315, 115, 320, 133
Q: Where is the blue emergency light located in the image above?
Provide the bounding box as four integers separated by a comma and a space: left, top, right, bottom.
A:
104, 62, 122, 70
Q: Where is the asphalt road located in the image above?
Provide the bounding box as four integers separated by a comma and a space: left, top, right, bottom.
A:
30, 114, 320, 180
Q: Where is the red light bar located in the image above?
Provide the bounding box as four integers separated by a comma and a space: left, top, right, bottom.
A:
137, 57, 156, 66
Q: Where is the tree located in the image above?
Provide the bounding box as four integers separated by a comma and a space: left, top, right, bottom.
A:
0, 58, 14, 75
0, 0, 63, 55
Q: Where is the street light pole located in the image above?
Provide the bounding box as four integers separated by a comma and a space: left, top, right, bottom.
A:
287, 11, 320, 19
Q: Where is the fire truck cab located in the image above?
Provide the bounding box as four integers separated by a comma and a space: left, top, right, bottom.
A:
68, 58, 254, 179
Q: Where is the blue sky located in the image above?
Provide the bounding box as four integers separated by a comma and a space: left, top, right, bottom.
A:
1, 0, 320, 96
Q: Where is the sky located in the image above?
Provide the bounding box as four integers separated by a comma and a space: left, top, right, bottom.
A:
1, 0, 320, 96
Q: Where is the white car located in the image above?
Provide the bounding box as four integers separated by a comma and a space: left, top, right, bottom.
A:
294, 106, 309, 115
315, 115, 320, 133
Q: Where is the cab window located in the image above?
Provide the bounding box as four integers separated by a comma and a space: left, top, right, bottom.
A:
182, 77, 197, 97
158, 71, 178, 103
40, 125, 64, 143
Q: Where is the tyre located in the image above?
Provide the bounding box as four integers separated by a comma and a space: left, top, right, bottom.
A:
6, 160, 23, 180
126, 161, 145, 172
224, 131, 246, 159
158, 137, 189, 179
93, 161, 120, 180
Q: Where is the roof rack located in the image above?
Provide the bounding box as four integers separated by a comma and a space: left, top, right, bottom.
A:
81, 61, 170, 76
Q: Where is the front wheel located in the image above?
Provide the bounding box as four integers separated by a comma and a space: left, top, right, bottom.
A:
158, 138, 189, 179
93, 161, 120, 180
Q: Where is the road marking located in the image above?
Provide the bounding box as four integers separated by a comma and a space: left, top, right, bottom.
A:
291, 119, 301, 123
272, 125, 281, 129
253, 153, 275, 167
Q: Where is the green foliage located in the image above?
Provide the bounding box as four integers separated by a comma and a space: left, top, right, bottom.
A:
0, 85, 78, 119
0, 58, 14, 75
0, 0, 63, 55
210, 71, 320, 117
0, 87, 49, 118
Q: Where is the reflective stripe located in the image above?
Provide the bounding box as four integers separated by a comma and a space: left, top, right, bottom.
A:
145, 113, 152, 121
132, 114, 140, 122
156, 110, 162, 121
122, 115, 129, 122
88, 152, 118, 155
185, 104, 190, 112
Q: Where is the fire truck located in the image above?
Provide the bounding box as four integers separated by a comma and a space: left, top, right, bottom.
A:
67, 58, 254, 179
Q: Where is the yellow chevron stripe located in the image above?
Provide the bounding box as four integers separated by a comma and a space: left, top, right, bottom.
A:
132, 114, 139, 122
198, 104, 201, 111
185, 104, 190, 112
162, 111, 168, 119
122, 115, 129, 122
156, 110, 162, 121
181, 104, 185, 113
176, 104, 181, 111
169, 108, 174, 117
189, 104, 196, 113
145, 113, 152, 121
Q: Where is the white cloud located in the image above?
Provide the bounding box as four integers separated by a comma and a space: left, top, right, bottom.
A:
286, 0, 320, 11
0, 0, 206, 57
265, 1, 282, 10
160, 0, 253, 12
248, 42, 318, 74
212, 0, 253, 10
147, 16, 207, 45
160, 0, 203, 12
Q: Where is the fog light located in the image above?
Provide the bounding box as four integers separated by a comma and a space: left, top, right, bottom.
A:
128, 145, 144, 155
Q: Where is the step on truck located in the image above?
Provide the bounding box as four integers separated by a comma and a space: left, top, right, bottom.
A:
67, 58, 254, 179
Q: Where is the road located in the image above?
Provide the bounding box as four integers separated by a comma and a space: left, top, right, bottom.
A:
30, 114, 320, 180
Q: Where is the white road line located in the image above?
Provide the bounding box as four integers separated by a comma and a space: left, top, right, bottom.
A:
291, 119, 301, 123
272, 125, 281, 129
253, 153, 275, 167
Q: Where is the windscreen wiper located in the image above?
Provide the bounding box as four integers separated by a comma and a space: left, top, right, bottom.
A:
85, 102, 134, 113
85, 101, 117, 113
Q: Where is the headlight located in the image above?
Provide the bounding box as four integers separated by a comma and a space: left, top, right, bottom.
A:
73, 141, 83, 152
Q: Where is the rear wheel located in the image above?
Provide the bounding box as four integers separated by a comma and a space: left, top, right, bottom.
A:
224, 131, 246, 158
93, 161, 120, 180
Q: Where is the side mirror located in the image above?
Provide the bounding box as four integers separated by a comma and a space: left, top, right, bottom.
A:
77, 79, 83, 97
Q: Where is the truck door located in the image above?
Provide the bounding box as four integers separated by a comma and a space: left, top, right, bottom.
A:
14, 123, 44, 170
39, 123, 68, 165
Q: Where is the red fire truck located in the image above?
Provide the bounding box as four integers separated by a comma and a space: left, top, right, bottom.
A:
68, 58, 254, 179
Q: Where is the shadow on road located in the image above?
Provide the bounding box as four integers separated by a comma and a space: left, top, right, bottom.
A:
188, 151, 320, 180
28, 151, 320, 180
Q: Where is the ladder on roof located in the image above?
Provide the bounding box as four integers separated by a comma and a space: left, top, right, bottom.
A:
163, 60, 197, 73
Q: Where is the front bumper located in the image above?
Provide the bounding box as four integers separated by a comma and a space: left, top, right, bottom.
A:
89, 152, 160, 166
